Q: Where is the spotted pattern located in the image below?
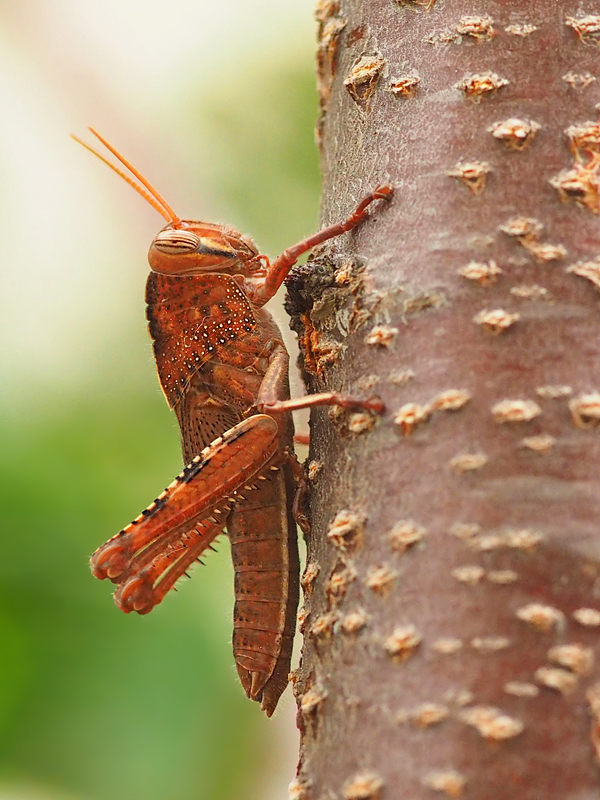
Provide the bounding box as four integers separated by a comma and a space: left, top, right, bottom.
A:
146, 273, 258, 407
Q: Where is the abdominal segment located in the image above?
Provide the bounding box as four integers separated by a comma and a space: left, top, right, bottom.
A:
227, 463, 299, 716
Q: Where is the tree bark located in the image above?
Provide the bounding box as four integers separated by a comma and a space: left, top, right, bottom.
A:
286, 1, 600, 798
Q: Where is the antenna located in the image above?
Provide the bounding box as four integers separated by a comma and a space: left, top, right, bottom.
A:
72, 127, 181, 226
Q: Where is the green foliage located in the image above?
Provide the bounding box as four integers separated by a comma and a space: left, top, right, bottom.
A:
0, 394, 267, 800
0, 45, 319, 800
189, 56, 321, 252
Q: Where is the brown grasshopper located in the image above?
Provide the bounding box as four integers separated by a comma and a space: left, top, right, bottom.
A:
74, 128, 392, 715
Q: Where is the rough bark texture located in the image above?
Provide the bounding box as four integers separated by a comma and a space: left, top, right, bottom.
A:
286, 1, 600, 798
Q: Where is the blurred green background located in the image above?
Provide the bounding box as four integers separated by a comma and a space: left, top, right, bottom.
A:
0, 2, 319, 798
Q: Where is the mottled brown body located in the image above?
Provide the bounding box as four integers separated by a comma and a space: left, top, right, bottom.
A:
78, 125, 391, 715
147, 268, 300, 712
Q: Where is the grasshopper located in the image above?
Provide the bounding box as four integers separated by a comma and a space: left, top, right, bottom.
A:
74, 128, 392, 715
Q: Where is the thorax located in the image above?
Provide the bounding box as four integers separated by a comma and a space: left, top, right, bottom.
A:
146, 271, 282, 407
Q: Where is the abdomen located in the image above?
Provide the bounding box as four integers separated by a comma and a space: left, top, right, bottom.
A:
227, 463, 299, 716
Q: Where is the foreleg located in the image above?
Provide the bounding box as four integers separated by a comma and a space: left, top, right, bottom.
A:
252, 184, 393, 306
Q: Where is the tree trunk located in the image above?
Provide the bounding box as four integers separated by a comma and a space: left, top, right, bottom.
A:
286, 1, 600, 798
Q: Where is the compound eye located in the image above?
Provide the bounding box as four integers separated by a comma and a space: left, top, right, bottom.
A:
153, 230, 201, 255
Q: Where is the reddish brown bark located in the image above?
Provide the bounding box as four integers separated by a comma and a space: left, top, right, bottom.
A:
286, 1, 600, 798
